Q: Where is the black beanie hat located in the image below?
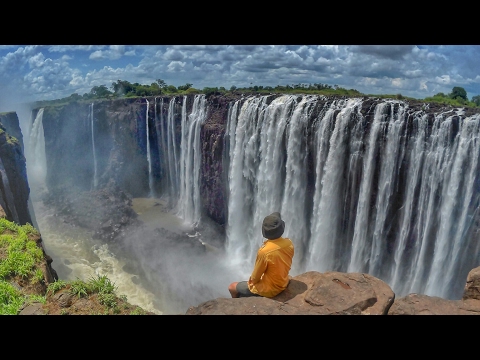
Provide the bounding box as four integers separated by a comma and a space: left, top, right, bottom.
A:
262, 212, 285, 239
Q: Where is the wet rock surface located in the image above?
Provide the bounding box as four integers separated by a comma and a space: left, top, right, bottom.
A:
42, 180, 141, 244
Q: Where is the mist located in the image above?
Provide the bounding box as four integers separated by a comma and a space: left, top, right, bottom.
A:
15, 95, 250, 314
117, 214, 244, 313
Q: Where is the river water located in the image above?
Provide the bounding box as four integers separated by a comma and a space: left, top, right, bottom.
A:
32, 193, 236, 315
31, 196, 180, 315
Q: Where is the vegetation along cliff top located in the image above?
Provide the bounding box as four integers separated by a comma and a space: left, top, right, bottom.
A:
32, 79, 479, 110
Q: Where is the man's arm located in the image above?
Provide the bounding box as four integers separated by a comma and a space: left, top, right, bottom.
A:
248, 252, 268, 285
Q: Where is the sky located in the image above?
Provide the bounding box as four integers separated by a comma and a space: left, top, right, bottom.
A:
1, 45, 480, 113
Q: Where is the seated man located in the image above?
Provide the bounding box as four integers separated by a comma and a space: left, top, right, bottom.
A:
228, 212, 294, 298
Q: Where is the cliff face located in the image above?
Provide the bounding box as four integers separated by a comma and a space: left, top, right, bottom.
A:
40, 97, 185, 197
39, 95, 229, 225
200, 95, 232, 225
38, 94, 480, 234
0, 112, 31, 225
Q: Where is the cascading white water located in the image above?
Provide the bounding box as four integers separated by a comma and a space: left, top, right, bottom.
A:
220, 95, 480, 300
178, 96, 188, 217
166, 98, 179, 203
424, 113, 480, 296
154, 97, 168, 197
159, 94, 208, 225
389, 110, 432, 294
279, 95, 318, 271
177, 95, 207, 226
366, 102, 407, 276
307, 98, 364, 273
224, 96, 269, 271
90, 103, 98, 190
348, 102, 390, 273
27, 108, 47, 192
145, 99, 153, 196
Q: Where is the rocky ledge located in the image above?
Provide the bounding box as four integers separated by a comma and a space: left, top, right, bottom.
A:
186, 266, 480, 315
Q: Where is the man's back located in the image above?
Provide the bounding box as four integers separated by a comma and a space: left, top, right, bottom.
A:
228, 212, 294, 299
248, 236, 294, 297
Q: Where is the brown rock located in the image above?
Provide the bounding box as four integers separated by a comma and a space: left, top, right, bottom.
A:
387, 293, 480, 315
463, 266, 480, 300
185, 270, 395, 315
19, 303, 46, 315
52, 291, 75, 308
388, 266, 480, 315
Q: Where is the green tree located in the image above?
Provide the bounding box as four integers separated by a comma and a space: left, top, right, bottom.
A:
471, 95, 480, 106
90, 85, 112, 98
68, 93, 82, 101
112, 80, 133, 96
156, 79, 167, 89
202, 87, 219, 97
165, 85, 177, 93
149, 82, 162, 95
134, 85, 150, 96
449, 86, 468, 101
178, 83, 193, 91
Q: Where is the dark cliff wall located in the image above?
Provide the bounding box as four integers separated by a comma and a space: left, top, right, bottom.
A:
40, 95, 227, 223
0, 112, 32, 225
41, 98, 177, 197
40, 104, 92, 192
200, 95, 232, 225
0, 111, 25, 151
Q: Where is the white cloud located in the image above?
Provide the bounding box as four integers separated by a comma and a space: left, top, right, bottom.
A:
48, 45, 106, 52
167, 61, 187, 72
89, 45, 135, 61
28, 53, 46, 68
1, 45, 480, 104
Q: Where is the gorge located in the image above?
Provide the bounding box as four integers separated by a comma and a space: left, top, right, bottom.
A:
3, 92, 480, 314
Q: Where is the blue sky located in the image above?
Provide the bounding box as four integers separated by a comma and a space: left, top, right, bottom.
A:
1, 45, 480, 112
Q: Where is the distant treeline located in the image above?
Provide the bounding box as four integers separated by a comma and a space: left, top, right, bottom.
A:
33, 79, 480, 109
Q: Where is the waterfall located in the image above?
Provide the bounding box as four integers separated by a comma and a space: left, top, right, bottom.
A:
27, 108, 47, 191
158, 94, 208, 225
145, 99, 153, 196
307, 98, 364, 273
225, 95, 269, 269
166, 98, 180, 204
177, 94, 207, 226
90, 103, 98, 190
223, 95, 480, 300
155, 97, 169, 197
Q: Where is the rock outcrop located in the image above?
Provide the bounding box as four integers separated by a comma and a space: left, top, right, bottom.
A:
186, 271, 395, 315
0, 112, 32, 226
0, 113, 57, 289
186, 266, 480, 315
